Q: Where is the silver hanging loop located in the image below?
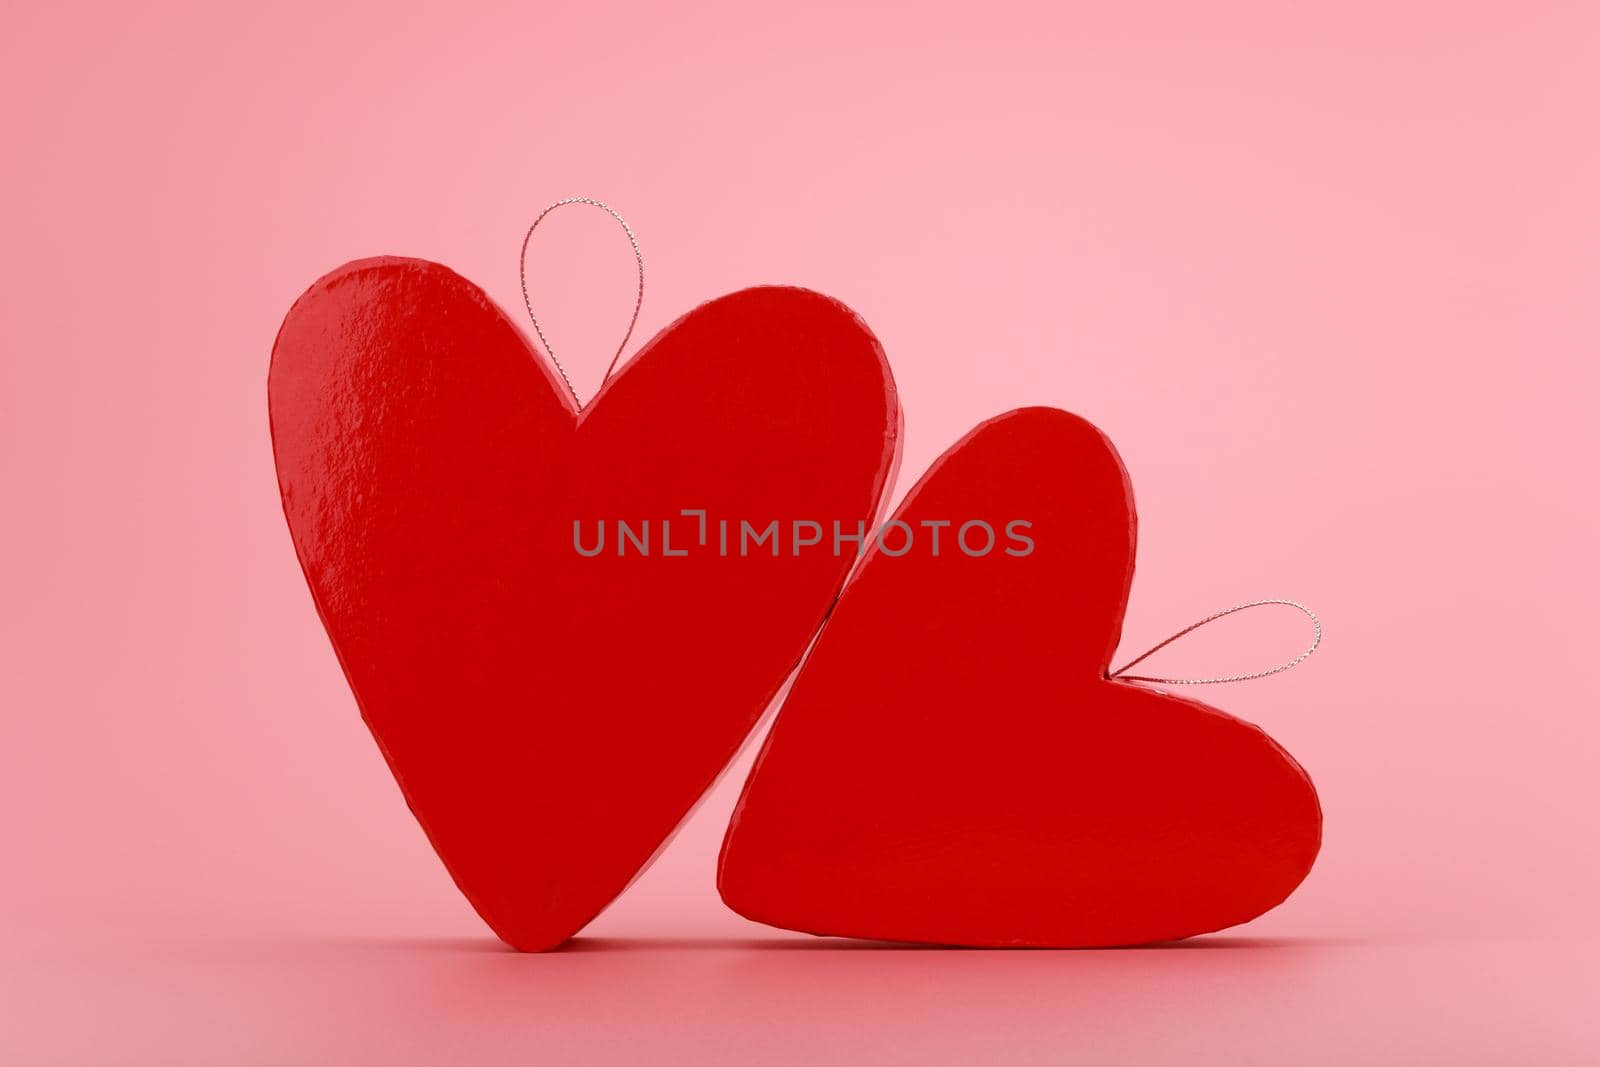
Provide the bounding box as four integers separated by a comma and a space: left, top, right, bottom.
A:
519, 197, 645, 410
1110, 599, 1322, 685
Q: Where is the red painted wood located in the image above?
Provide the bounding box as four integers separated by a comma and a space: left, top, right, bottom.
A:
719, 407, 1320, 947
269, 258, 900, 951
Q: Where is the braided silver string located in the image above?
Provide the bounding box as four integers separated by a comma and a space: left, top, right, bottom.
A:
1110, 599, 1322, 685
519, 197, 645, 410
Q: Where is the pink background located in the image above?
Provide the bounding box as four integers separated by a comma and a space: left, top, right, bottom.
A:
5, 1, 1598, 1063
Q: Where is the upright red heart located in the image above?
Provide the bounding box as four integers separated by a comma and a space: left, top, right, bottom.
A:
269, 258, 900, 951
718, 407, 1320, 946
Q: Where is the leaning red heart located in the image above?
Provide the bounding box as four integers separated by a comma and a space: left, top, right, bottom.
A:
718, 407, 1321, 946
269, 258, 900, 950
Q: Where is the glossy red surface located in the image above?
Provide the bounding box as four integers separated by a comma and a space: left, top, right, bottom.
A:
719, 407, 1321, 947
269, 258, 900, 951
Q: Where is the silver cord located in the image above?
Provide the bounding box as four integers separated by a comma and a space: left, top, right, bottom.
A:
1110, 599, 1322, 685
518, 197, 645, 410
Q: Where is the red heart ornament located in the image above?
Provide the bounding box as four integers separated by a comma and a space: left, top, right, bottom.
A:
718, 407, 1320, 947
269, 258, 900, 951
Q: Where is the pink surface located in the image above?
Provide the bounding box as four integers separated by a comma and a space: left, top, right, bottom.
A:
4, 1, 1598, 1063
